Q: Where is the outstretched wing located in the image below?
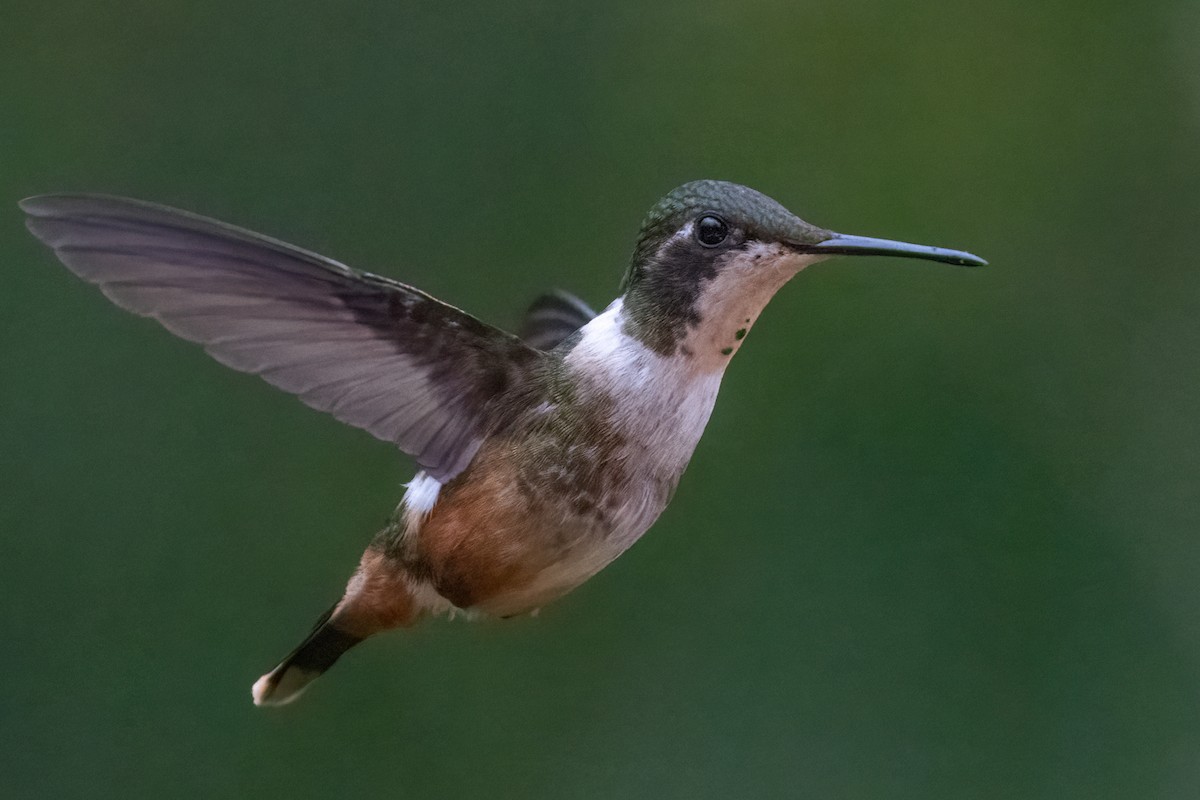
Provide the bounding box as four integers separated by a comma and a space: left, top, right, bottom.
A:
22, 194, 547, 482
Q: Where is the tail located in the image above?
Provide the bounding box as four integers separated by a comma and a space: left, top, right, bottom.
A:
251, 604, 363, 707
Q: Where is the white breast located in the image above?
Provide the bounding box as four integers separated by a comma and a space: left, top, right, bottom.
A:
562, 244, 821, 550
562, 298, 724, 550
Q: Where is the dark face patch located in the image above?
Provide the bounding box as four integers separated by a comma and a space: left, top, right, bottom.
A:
621, 231, 735, 355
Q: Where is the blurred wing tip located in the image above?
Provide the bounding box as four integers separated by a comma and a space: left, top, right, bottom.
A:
18, 194, 65, 215
20, 192, 117, 217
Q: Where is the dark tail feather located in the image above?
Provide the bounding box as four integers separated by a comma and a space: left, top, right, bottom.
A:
252, 604, 362, 706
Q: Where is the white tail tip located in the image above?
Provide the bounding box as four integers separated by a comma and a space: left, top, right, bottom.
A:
251, 666, 317, 707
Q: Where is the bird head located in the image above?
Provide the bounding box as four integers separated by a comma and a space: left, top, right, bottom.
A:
619, 180, 985, 359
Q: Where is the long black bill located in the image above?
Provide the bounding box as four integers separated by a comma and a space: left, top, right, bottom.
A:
801, 234, 987, 267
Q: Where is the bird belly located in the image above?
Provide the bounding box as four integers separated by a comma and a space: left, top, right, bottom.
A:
400, 438, 675, 618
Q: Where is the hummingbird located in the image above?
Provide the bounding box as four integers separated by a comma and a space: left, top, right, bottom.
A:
21, 180, 985, 706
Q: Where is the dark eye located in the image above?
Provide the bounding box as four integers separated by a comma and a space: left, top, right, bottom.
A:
695, 215, 729, 247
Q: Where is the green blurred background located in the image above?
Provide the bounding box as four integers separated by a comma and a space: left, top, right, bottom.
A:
3, 0, 1200, 797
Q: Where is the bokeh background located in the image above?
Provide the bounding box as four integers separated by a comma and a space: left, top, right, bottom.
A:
4, 1, 1200, 797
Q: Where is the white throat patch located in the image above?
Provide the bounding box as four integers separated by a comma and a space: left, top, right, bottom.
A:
678, 240, 824, 372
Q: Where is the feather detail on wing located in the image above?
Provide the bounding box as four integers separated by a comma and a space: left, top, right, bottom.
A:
21, 194, 547, 482
518, 290, 597, 351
